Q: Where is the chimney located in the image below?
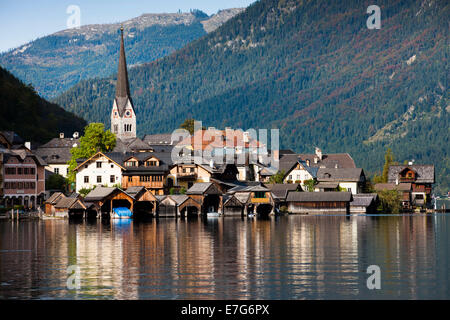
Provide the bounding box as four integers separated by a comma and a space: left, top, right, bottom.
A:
59, 133, 64, 139
25, 142, 31, 150
315, 147, 322, 160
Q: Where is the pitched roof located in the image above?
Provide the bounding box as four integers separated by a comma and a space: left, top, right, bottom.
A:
124, 186, 146, 196
168, 195, 189, 205
234, 192, 251, 204
388, 165, 435, 184
186, 182, 218, 195
142, 134, 174, 145
374, 183, 412, 191
46, 192, 65, 205
350, 194, 376, 207
54, 197, 84, 209
38, 137, 79, 149
83, 187, 134, 202
315, 182, 339, 189
35, 146, 73, 164
279, 152, 356, 174
287, 192, 352, 202
267, 183, 301, 199
0, 131, 24, 146
317, 168, 364, 182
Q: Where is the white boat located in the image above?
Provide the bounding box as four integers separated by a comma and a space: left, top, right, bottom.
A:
207, 212, 221, 218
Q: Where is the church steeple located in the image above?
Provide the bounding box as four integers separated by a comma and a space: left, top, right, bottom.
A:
111, 26, 136, 140
116, 26, 131, 100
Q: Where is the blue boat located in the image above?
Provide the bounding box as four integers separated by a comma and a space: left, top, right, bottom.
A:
112, 207, 133, 219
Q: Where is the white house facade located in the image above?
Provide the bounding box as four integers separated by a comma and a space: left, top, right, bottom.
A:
75, 153, 124, 192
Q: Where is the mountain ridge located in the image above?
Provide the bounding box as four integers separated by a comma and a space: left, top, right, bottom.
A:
54, 0, 449, 193
0, 9, 244, 98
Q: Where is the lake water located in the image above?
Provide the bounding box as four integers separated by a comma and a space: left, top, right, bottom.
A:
0, 214, 449, 300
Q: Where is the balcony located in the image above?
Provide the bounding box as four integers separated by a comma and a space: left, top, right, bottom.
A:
251, 197, 270, 204
177, 172, 197, 180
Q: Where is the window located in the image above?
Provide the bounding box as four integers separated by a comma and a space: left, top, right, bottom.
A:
96, 162, 102, 168
67, 168, 69, 175
97, 176, 102, 183
254, 191, 266, 198
54, 168, 59, 175
5, 167, 15, 175
128, 176, 132, 182
111, 164, 114, 168
110, 175, 115, 183
114, 124, 118, 133
125, 161, 137, 167
17, 168, 23, 174
85, 164, 88, 168
140, 176, 151, 182
30, 168, 35, 175
146, 161, 157, 167
84, 176, 89, 183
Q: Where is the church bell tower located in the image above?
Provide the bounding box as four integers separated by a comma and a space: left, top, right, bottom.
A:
111, 26, 136, 141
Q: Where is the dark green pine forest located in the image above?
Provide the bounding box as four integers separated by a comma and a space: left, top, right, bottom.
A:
0, 66, 86, 144
54, 0, 449, 194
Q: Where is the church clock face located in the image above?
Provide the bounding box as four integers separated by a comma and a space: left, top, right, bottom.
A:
125, 110, 131, 118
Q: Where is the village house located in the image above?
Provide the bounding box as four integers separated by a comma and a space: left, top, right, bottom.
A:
121, 152, 172, 195
74, 152, 125, 192
315, 167, 366, 194
168, 161, 238, 190
34, 132, 79, 178
276, 147, 356, 188
185, 182, 223, 214
1, 149, 46, 209
387, 164, 434, 208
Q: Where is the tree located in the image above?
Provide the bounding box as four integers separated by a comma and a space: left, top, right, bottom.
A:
179, 118, 204, 135
268, 170, 285, 184
67, 123, 116, 183
382, 148, 394, 183
46, 174, 66, 191
377, 190, 401, 214
303, 179, 316, 192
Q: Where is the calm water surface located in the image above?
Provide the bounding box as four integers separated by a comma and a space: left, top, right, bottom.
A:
0, 214, 449, 299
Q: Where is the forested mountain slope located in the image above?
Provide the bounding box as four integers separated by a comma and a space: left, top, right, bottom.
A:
0, 66, 86, 144
54, 0, 449, 193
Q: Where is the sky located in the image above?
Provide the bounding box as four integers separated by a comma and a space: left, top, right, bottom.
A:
0, 0, 257, 53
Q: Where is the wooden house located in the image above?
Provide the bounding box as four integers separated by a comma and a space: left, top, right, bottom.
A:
286, 192, 352, 214
185, 182, 223, 214
388, 165, 434, 208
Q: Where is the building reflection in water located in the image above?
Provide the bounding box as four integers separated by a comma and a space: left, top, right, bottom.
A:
0, 214, 447, 299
